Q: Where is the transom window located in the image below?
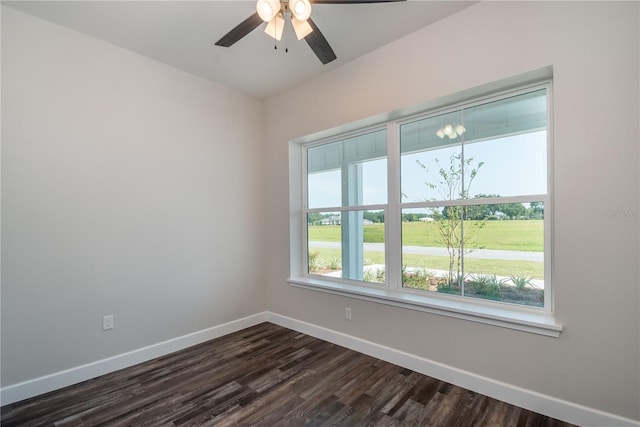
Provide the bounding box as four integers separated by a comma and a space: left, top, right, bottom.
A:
291, 72, 559, 336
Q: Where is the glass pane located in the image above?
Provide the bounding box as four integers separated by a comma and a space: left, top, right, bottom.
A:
361, 209, 385, 284
401, 207, 462, 295
307, 210, 385, 284
463, 130, 547, 198
401, 111, 464, 203
308, 169, 341, 209
463, 90, 547, 198
361, 158, 387, 206
307, 212, 342, 276
307, 130, 387, 209
461, 202, 544, 307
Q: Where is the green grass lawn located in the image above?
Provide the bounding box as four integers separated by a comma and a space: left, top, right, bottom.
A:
308, 220, 544, 279
308, 220, 543, 252
307, 248, 544, 279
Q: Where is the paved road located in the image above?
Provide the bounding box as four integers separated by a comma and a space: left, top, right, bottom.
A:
308, 241, 543, 262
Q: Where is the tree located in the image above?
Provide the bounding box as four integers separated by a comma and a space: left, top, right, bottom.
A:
468, 194, 501, 220
528, 201, 544, 219
496, 203, 526, 219
402, 213, 418, 222
418, 153, 484, 285
363, 210, 384, 223
307, 212, 324, 225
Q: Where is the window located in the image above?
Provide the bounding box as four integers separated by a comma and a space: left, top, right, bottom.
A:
306, 129, 387, 282
291, 70, 561, 337
399, 89, 548, 308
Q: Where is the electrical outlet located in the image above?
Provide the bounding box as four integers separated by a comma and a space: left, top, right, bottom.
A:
345, 307, 352, 321
102, 315, 114, 331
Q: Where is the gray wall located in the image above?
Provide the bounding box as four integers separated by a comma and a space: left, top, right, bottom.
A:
265, 1, 640, 421
1, 7, 266, 386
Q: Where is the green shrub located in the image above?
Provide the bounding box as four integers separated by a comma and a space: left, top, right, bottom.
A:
308, 251, 323, 272
327, 257, 341, 271
363, 268, 385, 283
467, 274, 505, 299
436, 274, 463, 295
402, 267, 434, 290
509, 274, 534, 290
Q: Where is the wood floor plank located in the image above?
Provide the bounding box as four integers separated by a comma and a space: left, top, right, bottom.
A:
1, 322, 578, 427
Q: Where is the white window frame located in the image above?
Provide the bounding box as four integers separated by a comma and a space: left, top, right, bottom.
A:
288, 67, 562, 337
303, 126, 389, 283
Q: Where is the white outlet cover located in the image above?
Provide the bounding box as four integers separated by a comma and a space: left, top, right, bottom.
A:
102, 315, 114, 330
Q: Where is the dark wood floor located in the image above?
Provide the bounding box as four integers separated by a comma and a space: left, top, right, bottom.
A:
2, 322, 576, 426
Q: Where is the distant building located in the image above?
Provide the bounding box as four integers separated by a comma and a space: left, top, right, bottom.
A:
318, 215, 341, 225
317, 216, 375, 226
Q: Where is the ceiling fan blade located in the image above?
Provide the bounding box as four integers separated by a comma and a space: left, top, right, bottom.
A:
215, 13, 263, 47
304, 17, 337, 64
310, 0, 405, 4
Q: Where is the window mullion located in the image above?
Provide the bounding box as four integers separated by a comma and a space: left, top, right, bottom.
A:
401, 195, 548, 210
460, 109, 466, 297
386, 122, 401, 290
299, 143, 309, 278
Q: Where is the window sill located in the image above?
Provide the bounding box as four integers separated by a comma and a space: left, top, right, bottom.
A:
287, 277, 563, 337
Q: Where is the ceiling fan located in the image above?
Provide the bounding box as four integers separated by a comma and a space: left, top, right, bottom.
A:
214, 0, 406, 65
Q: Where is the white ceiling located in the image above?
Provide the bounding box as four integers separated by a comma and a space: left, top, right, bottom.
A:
3, 1, 476, 99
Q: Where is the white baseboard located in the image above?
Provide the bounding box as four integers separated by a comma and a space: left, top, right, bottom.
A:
1, 312, 268, 406
3, 310, 638, 427
266, 312, 640, 427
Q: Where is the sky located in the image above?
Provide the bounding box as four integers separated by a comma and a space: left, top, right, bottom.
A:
308, 131, 547, 210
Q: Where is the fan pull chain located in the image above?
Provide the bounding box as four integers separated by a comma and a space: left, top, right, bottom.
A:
282, 7, 289, 53
273, 14, 278, 50
284, 21, 289, 53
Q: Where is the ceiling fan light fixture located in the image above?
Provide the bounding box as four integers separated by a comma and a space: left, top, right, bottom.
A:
257, 0, 281, 22
444, 124, 453, 137
436, 123, 465, 139
264, 13, 285, 40
291, 17, 313, 40
289, 0, 312, 21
